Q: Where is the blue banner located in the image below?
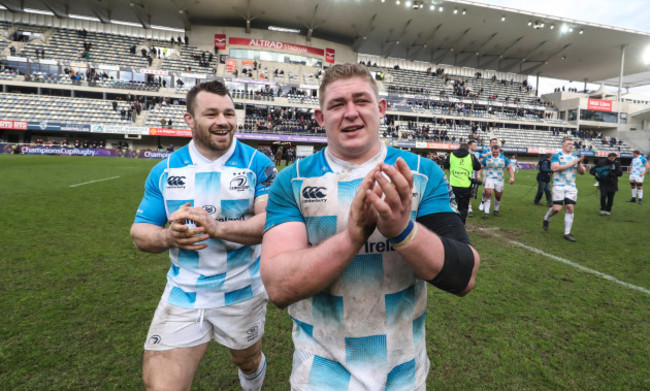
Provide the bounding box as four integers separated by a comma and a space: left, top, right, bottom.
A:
27, 121, 91, 132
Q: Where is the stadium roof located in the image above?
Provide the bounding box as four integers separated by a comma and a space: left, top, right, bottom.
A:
3, 0, 650, 87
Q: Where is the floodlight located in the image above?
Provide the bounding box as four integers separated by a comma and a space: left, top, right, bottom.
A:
643, 48, 650, 65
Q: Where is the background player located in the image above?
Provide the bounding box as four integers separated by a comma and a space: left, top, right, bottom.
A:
542, 137, 585, 242
627, 149, 649, 204
480, 144, 515, 219
130, 80, 276, 391
478, 138, 500, 213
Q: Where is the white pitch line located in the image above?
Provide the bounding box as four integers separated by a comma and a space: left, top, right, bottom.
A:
69, 176, 120, 188
490, 232, 650, 296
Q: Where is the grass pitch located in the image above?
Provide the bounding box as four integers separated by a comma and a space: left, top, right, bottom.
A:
1, 154, 648, 390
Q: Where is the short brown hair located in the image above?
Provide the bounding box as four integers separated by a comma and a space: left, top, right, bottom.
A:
186, 80, 232, 115
318, 63, 378, 107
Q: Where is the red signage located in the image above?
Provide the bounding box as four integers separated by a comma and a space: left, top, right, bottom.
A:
214, 34, 226, 50
225, 59, 236, 73
228, 37, 325, 56
0, 119, 28, 130
325, 48, 335, 64
139, 69, 168, 75
587, 98, 612, 112
149, 128, 192, 138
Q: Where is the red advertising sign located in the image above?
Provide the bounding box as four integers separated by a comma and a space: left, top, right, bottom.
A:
139, 69, 169, 75
228, 37, 325, 56
225, 59, 236, 73
587, 98, 612, 112
149, 127, 193, 138
0, 119, 28, 130
214, 34, 226, 50
325, 48, 335, 63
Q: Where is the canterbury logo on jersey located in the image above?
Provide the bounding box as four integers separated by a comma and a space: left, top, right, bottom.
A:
302, 186, 327, 203
167, 176, 186, 188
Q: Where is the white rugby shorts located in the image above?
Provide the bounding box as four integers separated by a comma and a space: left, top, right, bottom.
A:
629, 174, 645, 184
552, 186, 578, 204
484, 177, 505, 192
144, 292, 267, 351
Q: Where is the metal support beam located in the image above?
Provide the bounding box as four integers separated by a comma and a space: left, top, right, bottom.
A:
617, 44, 626, 102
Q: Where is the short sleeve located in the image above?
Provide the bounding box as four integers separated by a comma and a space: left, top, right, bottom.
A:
416, 158, 455, 218
134, 161, 168, 226
263, 165, 304, 232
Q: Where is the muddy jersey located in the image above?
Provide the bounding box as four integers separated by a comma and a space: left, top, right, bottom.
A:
264, 144, 455, 390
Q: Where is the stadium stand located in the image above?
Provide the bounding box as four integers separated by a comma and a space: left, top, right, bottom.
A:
0, 7, 647, 163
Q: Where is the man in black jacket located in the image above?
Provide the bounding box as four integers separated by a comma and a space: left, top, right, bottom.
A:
445, 142, 482, 224
590, 152, 623, 215
534, 154, 553, 206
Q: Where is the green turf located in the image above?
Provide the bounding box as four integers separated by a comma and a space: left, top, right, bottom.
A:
0, 154, 648, 390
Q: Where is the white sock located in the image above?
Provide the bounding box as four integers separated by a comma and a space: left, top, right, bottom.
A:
564, 213, 574, 235
639, 190, 643, 200
468, 204, 473, 212
484, 199, 491, 214
544, 208, 556, 221
632, 188, 638, 198
238, 353, 266, 391
494, 200, 501, 211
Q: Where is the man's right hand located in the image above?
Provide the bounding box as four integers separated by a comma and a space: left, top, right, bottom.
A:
166, 218, 210, 251
346, 166, 379, 246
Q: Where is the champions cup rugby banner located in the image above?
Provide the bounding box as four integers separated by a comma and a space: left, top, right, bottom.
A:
587, 98, 613, 112
0, 143, 174, 159
214, 34, 226, 50
228, 37, 325, 56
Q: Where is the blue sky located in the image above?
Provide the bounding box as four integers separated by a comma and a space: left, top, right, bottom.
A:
475, 0, 650, 94
475, 0, 650, 33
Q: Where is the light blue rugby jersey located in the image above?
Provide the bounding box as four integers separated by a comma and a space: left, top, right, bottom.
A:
630, 156, 647, 176
551, 151, 579, 189
134, 139, 276, 309
481, 153, 510, 182
264, 144, 455, 390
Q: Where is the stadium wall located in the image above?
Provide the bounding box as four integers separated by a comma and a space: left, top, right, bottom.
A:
189, 25, 357, 64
